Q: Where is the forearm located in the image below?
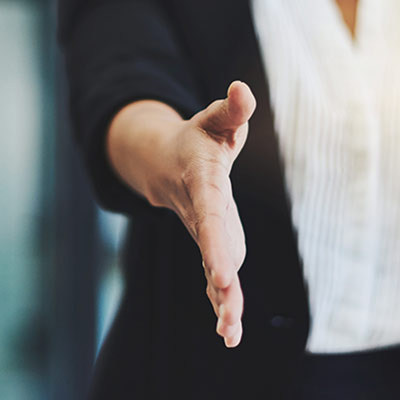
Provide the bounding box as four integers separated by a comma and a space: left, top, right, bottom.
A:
106, 100, 185, 208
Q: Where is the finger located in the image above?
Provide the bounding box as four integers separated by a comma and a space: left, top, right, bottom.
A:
226, 81, 257, 127
193, 171, 238, 289
196, 81, 256, 142
205, 263, 244, 328
216, 319, 241, 339
217, 275, 243, 326
226, 198, 247, 272
205, 282, 220, 317
224, 323, 243, 348
199, 216, 234, 289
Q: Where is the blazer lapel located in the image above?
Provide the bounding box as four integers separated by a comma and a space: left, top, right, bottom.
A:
224, 0, 310, 339
171, 0, 309, 340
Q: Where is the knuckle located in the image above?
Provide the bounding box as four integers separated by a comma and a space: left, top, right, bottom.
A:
221, 302, 242, 325
234, 252, 245, 271
233, 258, 242, 271
214, 271, 231, 289
233, 240, 247, 270
224, 310, 238, 326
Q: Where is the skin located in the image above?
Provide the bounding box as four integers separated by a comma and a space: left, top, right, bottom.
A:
106, 2, 358, 349
107, 81, 256, 348
336, 0, 359, 38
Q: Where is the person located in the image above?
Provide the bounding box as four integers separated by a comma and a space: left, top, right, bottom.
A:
58, 0, 400, 398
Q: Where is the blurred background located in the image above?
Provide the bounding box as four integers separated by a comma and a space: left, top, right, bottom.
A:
0, 0, 125, 398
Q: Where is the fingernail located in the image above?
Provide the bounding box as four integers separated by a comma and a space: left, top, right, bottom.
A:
224, 336, 236, 348
224, 333, 241, 348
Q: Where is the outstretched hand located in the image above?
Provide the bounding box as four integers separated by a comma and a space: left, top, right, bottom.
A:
166, 82, 256, 347
107, 81, 256, 347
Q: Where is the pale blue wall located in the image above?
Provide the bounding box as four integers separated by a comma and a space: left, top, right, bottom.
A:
0, 2, 47, 399
0, 1, 126, 398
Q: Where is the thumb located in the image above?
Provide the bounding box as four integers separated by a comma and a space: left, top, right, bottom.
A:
196, 81, 256, 142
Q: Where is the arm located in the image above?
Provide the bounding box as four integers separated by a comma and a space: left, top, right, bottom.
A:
107, 82, 256, 347
59, 0, 256, 347
58, 0, 203, 214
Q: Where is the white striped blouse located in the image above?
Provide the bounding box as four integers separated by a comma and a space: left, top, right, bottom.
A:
252, 0, 400, 353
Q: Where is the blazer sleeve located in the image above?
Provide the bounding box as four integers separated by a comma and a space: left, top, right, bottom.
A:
58, 0, 204, 216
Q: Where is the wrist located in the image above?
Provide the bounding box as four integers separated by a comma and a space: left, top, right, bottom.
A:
106, 101, 187, 209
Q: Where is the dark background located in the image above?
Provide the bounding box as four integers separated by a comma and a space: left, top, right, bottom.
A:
0, 1, 125, 398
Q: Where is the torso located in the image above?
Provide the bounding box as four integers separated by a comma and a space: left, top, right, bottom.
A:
252, 0, 400, 353
335, 0, 359, 38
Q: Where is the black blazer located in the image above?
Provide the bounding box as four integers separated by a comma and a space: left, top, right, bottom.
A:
59, 0, 310, 398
